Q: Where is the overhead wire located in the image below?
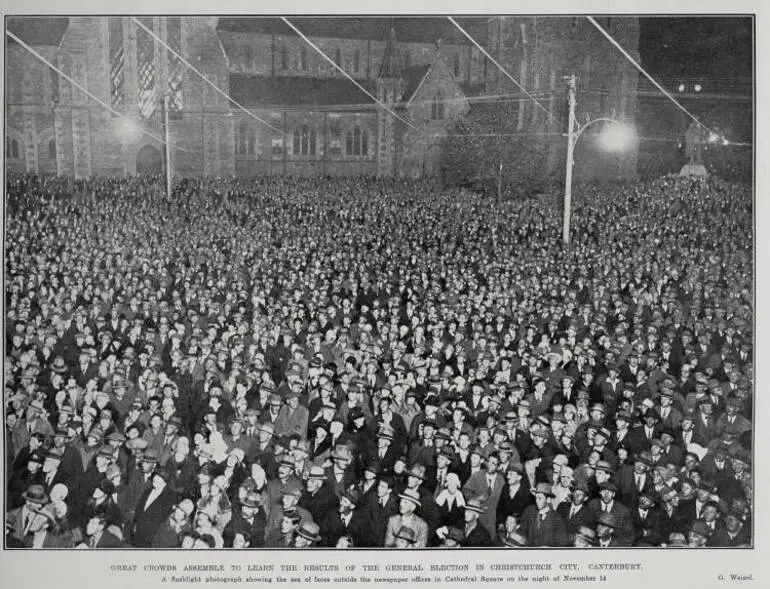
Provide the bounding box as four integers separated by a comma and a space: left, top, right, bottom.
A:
447, 16, 562, 128
5, 29, 195, 154
585, 16, 718, 136
131, 17, 285, 136
281, 17, 424, 135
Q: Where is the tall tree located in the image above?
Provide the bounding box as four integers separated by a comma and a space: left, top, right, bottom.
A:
439, 103, 551, 198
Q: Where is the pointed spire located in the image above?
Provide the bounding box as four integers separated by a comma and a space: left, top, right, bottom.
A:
378, 25, 402, 79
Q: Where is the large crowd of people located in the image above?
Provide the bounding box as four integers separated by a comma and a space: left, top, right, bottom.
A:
4, 170, 753, 549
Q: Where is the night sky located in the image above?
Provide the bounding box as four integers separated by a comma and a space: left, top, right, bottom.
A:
639, 16, 753, 92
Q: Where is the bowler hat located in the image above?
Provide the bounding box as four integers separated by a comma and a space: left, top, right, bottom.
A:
22, 484, 50, 505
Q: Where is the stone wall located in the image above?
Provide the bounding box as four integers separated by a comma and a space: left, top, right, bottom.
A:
232, 109, 378, 178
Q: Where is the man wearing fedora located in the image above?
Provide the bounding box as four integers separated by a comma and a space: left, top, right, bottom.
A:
321, 487, 368, 547
365, 424, 399, 475
401, 463, 442, 543
630, 489, 665, 546
151, 498, 195, 547
588, 481, 634, 546
617, 451, 654, 508
25, 504, 73, 548
294, 520, 322, 548
556, 481, 595, 542
7, 483, 49, 544
393, 525, 418, 548
131, 469, 175, 547
496, 462, 533, 522
461, 498, 492, 547
364, 474, 399, 547
385, 488, 428, 547
596, 512, 623, 547
520, 482, 568, 547
264, 455, 302, 515
573, 525, 598, 548
83, 510, 125, 548
274, 389, 309, 440
299, 465, 339, 526
463, 451, 505, 539
249, 422, 277, 470
223, 491, 265, 548
325, 446, 357, 498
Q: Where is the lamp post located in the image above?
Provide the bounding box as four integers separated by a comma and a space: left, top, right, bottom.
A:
162, 92, 172, 200
562, 74, 633, 248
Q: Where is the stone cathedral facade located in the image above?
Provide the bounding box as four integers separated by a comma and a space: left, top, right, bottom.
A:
6, 16, 639, 180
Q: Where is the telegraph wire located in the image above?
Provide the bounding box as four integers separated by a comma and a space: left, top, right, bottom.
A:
447, 16, 561, 127
132, 17, 285, 136
281, 17, 424, 135
6, 29, 195, 154
585, 16, 718, 136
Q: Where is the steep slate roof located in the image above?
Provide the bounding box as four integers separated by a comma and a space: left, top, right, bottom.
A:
6, 17, 69, 46
216, 17, 489, 45
229, 74, 377, 109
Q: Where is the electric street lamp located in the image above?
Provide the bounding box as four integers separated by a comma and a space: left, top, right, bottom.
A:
562, 74, 635, 247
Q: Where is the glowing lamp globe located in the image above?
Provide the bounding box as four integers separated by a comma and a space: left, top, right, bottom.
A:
116, 118, 142, 143
599, 123, 635, 152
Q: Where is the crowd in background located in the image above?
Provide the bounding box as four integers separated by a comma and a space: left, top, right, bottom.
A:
5, 170, 753, 549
